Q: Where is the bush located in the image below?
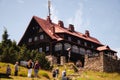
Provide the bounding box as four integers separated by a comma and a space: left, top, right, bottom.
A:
34, 52, 51, 70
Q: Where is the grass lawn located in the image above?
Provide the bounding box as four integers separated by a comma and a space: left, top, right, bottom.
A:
0, 62, 120, 80
0, 62, 52, 80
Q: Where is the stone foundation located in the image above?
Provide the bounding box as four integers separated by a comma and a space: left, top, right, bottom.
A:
60, 56, 66, 65
84, 52, 120, 72
46, 55, 57, 65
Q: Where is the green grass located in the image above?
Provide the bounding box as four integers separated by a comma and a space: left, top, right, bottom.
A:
0, 62, 120, 80
0, 62, 52, 80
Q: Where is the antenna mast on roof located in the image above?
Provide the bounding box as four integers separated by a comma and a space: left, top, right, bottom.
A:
48, 0, 51, 18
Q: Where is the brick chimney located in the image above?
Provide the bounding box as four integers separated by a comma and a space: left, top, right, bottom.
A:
46, 16, 52, 23
68, 24, 74, 32
58, 20, 64, 28
50, 25, 55, 35
85, 30, 90, 37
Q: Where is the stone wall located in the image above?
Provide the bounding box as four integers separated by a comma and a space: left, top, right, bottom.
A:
84, 52, 120, 72
46, 55, 67, 65
103, 53, 120, 72
84, 53, 104, 72
46, 55, 57, 65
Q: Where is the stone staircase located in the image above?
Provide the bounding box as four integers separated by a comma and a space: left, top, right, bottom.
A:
62, 62, 84, 80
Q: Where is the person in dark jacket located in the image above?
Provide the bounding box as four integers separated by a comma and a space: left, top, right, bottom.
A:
34, 60, 40, 78
27, 59, 33, 78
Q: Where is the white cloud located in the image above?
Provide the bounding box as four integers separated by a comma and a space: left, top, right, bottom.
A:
67, 2, 86, 30
51, 5, 59, 23
45, 0, 59, 23
67, 3, 83, 28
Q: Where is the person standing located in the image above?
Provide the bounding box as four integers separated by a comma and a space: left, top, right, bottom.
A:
62, 69, 68, 80
52, 69, 56, 80
6, 64, 11, 77
27, 59, 33, 78
14, 62, 19, 76
34, 60, 40, 78
55, 67, 59, 78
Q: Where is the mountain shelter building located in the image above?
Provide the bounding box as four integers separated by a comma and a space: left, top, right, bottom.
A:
18, 16, 118, 68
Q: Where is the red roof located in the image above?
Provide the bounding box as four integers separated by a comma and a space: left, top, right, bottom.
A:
97, 45, 117, 53
33, 16, 101, 44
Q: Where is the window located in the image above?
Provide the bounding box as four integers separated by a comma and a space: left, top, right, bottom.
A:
28, 38, 32, 42
55, 43, 62, 51
86, 50, 92, 56
39, 47, 42, 52
72, 45, 79, 53
84, 42, 87, 46
34, 36, 38, 41
77, 40, 81, 44
46, 46, 49, 51
39, 28, 43, 32
40, 34, 44, 40
80, 48, 85, 55
68, 37, 71, 41
64, 43, 71, 50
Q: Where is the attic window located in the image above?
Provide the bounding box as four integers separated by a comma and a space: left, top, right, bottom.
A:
40, 34, 44, 40
28, 38, 32, 42
39, 28, 43, 32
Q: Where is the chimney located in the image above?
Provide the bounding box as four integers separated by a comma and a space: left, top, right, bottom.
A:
51, 25, 55, 35
68, 24, 74, 32
58, 20, 64, 28
85, 30, 90, 37
46, 16, 52, 23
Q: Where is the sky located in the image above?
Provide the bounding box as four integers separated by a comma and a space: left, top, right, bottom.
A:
0, 0, 120, 58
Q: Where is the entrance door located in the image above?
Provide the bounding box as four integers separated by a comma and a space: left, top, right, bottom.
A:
70, 53, 85, 67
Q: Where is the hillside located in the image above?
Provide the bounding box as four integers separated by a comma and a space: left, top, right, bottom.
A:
0, 62, 120, 80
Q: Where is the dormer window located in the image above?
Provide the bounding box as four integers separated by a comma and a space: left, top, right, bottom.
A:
68, 37, 71, 41
28, 38, 32, 42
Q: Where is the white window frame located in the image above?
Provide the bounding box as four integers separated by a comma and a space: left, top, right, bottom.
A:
28, 38, 32, 42
34, 36, 38, 41
39, 47, 42, 52
80, 48, 85, 55
40, 34, 44, 40
46, 46, 49, 51
72, 45, 79, 53
55, 43, 62, 51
